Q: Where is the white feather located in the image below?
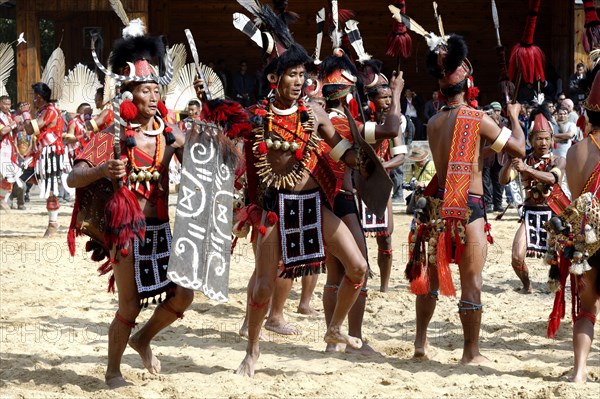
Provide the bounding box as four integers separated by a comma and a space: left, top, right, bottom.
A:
109, 0, 130, 26
166, 63, 225, 112
199, 63, 224, 100
0, 43, 14, 96
533, 92, 545, 106
41, 47, 65, 100
426, 33, 448, 52
122, 18, 146, 39
163, 44, 187, 98
236, 0, 262, 17
60, 64, 102, 114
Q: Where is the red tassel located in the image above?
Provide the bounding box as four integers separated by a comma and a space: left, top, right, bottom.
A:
484, 222, 494, 244
577, 115, 588, 137
266, 211, 278, 225
386, 28, 412, 59
410, 265, 430, 296
255, 108, 267, 117
103, 187, 146, 254
120, 101, 138, 121
508, 43, 546, 84
547, 252, 571, 338
157, 100, 169, 117
258, 141, 268, 154
294, 148, 303, 161
437, 231, 456, 296
349, 98, 359, 120
583, 0, 600, 52
258, 225, 267, 235
120, 248, 129, 257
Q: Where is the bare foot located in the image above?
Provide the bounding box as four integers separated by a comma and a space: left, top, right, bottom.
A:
324, 326, 362, 350
43, 222, 58, 238
105, 374, 132, 389
346, 342, 381, 356
379, 287, 389, 293
413, 343, 434, 360
264, 321, 300, 335
128, 335, 161, 374
568, 369, 588, 383
325, 343, 346, 353
460, 354, 490, 365
238, 323, 267, 341
514, 286, 533, 294
236, 350, 259, 377
296, 304, 319, 317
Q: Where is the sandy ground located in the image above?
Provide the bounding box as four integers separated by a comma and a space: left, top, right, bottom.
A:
0, 190, 599, 399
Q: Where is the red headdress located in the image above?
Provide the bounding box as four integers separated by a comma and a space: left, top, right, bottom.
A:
386, 0, 412, 60
508, 0, 546, 84
583, 0, 600, 53
584, 70, 600, 113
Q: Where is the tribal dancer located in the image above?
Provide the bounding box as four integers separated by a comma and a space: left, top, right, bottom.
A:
362, 62, 407, 292
232, 1, 403, 376
87, 86, 115, 134
22, 83, 69, 237
67, 20, 193, 388
0, 95, 19, 211
320, 53, 404, 355
546, 69, 600, 383
406, 34, 525, 364
499, 107, 566, 293
64, 103, 93, 159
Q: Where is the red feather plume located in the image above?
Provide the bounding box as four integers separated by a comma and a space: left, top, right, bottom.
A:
385, 1, 411, 59
508, 0, 545, 84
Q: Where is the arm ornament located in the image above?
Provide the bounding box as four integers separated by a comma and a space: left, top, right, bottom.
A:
490, 126, 511, 153
390, 145, 408, 156
31, 119, 40, 136
509, 169, 518, 182
364, 121, 377, 144
329, 138, 353, 162
549, 167, 562, 184
89, 118, 99, 133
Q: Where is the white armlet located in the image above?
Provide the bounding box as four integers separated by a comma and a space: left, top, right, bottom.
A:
364, 121, 377, 144
400, 115, 407, 133
31, 119, 40, 136
491, 126, 511, 153
390, 145, 408, 156
329, 138, 353, 162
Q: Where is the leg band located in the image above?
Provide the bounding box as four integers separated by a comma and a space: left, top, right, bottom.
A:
115, 311, 137, 328
378, 248, 393, 256
458, 300, 483, 312
359, 287, 368, 297
46, 195, 60, 211
248, 296, 269, 309
323, 284, 339, 292
161, 301, 184, 319
429, 290, 439, 300
575, 311, 597, 325
344, 274, 365, 290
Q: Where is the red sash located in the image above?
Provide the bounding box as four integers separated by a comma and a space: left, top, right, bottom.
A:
440, 107, 484, 263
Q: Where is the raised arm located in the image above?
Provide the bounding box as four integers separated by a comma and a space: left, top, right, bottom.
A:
365, 71, 404, 143
480, 103, 526, 159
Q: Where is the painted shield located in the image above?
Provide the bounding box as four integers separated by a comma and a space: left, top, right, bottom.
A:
167, 121, 234, 302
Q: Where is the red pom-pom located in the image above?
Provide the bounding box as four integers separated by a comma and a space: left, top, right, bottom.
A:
295, 148, 303, 161
164, 126, 172, 133
120, 248, 129, 257
266, 211, 278, 225
258, 225, 267, 235
120, 101, 138, 121
270, 82, 277, 90
258, 142, 268, 154
255, 108, 266, 117
157, 100, 169, 117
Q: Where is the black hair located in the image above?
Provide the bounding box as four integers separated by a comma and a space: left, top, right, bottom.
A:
263, 43, 312, 78
0, 95, 10, 102
367, 84, 391, 100
188, 100, 201, 108
587, 109, 600, 126
440, 80, 467, 98
32, 82, 52, 102
76, 103, 91, 113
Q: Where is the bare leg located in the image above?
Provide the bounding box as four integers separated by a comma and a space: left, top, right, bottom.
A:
265, 277, 300, 335
570, 268, 600, 382
323, 258, 345, 352
297, 274, 319, 316
105, 252, 141, 388
128, 285, 194, 374
236, 217, 281, 377
511, 223, 531, 293
458, 218, 489, 365
321, 208, 366, 350
414, 294, 437, 359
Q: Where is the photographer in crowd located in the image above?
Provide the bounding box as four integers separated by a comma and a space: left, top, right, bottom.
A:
404, 147, 435, 214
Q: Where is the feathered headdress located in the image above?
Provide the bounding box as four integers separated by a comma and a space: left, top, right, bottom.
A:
583, 0, 600, 53
0, 43, 14, 97
60, 64, 102, 113
584, 65, 600, 113
165, 63, 224, 112
528, 105, 553, 137
508, 0, 545, 84
40, 46, 65, 102
426, 34, 472, 89
386, 0, 412, 60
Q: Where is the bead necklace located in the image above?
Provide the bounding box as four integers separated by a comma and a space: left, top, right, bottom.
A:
440, 101, 466, 111
253, 100, 319, 189
127, 121, 162, 191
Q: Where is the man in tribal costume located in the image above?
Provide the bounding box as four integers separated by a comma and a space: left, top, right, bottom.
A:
231, 2, 404, 376
67, 20, 194, 388
22, 83, 69, 237
0, 95, 20, 211
499, 107, 566, 293
407, 34, 525, 364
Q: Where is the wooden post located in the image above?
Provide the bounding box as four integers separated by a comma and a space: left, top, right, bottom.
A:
15, 0, 41, 104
